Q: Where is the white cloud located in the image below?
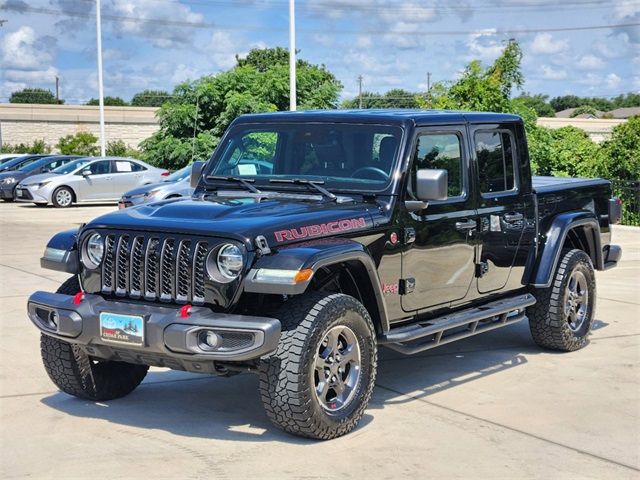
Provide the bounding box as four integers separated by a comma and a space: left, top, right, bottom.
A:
466, 29, 503, 62
0, 26, 56, 70
108, 0, 204, 48
171, 64, 200, 85
530, 33, 570, 55
540, 65, 567, 80
576, 54, 605, 70
209, 32, 241, 70
606, 73, 622, 89
355, 35, 372, 48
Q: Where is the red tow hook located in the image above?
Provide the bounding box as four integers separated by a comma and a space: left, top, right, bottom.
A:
179, 304, 192, 318
72, 292, 85, 305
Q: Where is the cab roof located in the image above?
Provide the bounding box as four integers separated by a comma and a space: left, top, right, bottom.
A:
236, 109, 522, 127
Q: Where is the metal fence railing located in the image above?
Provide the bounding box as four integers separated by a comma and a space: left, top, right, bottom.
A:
611, 180, 640, 226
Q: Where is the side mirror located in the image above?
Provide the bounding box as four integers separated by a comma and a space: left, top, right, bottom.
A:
405, 169, 448, 212
190, 161, 206, 189
81, 169, 91, 177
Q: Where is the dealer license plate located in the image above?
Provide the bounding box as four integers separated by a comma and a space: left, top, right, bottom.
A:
99, 312, 144, 345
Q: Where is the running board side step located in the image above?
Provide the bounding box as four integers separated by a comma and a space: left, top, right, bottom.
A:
378, 293, 536, 355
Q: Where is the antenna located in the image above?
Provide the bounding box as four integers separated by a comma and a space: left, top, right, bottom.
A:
191, 94, 200, 163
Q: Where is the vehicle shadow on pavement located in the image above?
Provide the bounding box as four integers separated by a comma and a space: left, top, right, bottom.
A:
39, 319, 608, 442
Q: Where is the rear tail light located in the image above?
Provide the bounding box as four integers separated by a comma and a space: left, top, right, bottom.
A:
161, 171, 170, 177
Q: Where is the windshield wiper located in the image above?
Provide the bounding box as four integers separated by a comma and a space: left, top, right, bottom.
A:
269, 178, 337, 202
206, 175, 262, 194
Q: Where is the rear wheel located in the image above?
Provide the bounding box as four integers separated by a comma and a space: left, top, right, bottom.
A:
40, 276, 148, 400
259, 292, 377, 440
527, 249, 596, 351
52, 186, 74, 208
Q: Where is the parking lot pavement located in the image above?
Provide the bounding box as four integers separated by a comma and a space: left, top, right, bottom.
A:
0, 202, 638, 479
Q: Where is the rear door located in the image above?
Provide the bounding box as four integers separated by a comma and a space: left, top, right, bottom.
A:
111, 160, 142, 197
401, 126, 478, 312
470, 123, 535, 293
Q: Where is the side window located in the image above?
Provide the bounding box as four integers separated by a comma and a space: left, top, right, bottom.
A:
85, 161, 111, 175
412, 133, 463, 198
130, 162, 146, 172
475, 130, 517, 195
113, 161, 136, 173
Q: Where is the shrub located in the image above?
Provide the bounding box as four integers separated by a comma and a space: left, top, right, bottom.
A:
57, 132, 99, 156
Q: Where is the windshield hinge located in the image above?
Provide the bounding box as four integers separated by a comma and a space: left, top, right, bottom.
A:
255, 235, 271, 256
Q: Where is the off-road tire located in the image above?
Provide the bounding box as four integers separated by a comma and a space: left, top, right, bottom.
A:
40, 276, 149, 401
259, 292, 377, 440
52, 186, 74, 208
527, 249, 596, 351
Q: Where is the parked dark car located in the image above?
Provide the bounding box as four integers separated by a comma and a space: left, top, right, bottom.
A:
29, 110, 621, 440
0, 154, 52, 173
0, 154, 24, 165
0, 155, 80, 202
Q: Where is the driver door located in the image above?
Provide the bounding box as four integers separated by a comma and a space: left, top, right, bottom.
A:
401, 127, 477, 312
74, 160, 113, 200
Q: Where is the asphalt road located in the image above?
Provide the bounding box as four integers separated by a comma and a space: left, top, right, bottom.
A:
0, 202, 638, 479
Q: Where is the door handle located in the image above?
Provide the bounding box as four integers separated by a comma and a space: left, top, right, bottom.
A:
503, 212, 524, 223
455, 219, 477, 231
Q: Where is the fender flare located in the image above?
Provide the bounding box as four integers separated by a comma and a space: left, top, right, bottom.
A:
243, 239, 390, 332
530, 211, 602, 288
40, 228, 79, 274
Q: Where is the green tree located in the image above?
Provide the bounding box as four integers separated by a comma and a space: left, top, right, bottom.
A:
9, 88, 61, 104
141, 47, 342, 170
419, 40, 524, 113
105, 139, 142, 158
341, 89, 420, 109
86, 96, 128, 106
514, 94, 555, 117
598, 116, 640, 225
131, 90, 171, 107
57, 132, 99, 156
610, 93, 640, 109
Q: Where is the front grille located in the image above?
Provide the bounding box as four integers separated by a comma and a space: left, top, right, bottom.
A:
101, 234, 210, 305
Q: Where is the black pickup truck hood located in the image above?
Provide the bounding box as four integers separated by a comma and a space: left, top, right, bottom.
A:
84, 196, 380, 249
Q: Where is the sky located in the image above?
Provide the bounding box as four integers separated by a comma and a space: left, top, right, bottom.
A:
0, 0, 639, 105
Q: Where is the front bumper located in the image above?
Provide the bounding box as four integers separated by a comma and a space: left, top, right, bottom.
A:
0, 185, 15, 199
15, 186, 46, 203
28, 291, 281, 373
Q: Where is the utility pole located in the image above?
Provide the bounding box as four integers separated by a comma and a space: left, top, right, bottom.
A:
427, 72, 432, 93
358, 75, 363, 109
96, 0, 106, 156
288, 0, 297, 111
55, 76, 60, 104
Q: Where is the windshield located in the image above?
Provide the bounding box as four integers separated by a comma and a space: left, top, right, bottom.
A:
204, 123, 403, 193
51, 158, 92, 174
164, 165, 191, 182
0, 156, 38, 171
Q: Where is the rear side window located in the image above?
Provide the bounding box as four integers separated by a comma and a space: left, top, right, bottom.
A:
412, 133, 464, 198
475, 130, 517, 195
130, 162, 146, 172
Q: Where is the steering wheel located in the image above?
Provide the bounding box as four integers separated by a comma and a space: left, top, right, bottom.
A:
351, 166, 389, 181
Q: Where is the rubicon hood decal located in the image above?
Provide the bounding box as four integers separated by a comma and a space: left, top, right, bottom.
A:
274, 217, 367, 243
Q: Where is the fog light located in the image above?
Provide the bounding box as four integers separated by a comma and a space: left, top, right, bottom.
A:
197, 330, 221, 351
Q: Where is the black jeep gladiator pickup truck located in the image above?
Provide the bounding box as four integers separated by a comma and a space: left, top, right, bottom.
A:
28, 110, 622, 439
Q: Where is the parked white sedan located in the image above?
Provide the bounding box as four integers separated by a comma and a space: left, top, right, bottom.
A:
15, 157, 169, 207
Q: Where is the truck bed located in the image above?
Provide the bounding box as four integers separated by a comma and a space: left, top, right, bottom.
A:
532, 175, 610, 194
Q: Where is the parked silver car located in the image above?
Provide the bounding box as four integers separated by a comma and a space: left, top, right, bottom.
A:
118, 165, 193, 208
15, 157, 169, 207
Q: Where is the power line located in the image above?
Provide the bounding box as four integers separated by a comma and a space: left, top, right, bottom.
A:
4, 4, 639, 37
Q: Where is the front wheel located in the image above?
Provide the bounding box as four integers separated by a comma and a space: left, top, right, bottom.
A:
527, 249, 596, 351
40, 276, 149, 400
259, 292, 377, 440
52, 186, 74, 208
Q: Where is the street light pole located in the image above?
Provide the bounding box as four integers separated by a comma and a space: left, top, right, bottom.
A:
96, 0, 106, 156
289, 0, 296, 111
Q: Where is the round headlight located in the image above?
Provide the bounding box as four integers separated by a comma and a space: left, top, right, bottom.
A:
83, 233, 104, 269
206, 244, 243, 282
